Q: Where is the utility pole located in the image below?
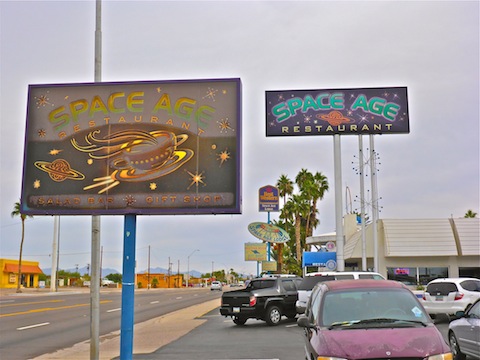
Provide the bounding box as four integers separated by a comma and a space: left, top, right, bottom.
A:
177, 260, 180, 288
147, 245, 150, 289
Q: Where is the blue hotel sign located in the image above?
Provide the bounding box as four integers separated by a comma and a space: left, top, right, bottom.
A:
258, 185, 279, 212
266, 87, 409, 136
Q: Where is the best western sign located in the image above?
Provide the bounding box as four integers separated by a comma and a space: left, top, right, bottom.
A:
266, 87, 409, 136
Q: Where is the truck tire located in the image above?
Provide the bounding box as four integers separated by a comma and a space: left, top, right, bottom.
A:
265, 305, 282, 326
233, 316, 247, 325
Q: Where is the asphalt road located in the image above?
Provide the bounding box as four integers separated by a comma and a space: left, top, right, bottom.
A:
129, 308, 305, 360
0, 288, 460, 360
126, 308, 454, 360
0, 288, 221, 360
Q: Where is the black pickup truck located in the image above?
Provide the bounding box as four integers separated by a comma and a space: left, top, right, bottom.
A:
219, 275, 302, 326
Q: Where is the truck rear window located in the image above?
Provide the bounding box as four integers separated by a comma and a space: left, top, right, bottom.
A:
247, 279, 276, 289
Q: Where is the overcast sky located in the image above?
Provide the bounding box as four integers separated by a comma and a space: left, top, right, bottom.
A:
1, 1, 478, 276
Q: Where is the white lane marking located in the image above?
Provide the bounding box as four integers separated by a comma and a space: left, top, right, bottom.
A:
107, 308, 121, 313
0, 300, 15, 304
150, 301, 159, 304
17, 322, 50, 330
285, 324, 297, 328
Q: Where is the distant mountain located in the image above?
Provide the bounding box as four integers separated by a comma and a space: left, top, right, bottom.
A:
138, 267, 203, 278
42, 267, 120, 278
42, 266, 203, 278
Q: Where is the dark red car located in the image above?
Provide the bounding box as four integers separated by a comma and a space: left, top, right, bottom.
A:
298, 279, 452, 360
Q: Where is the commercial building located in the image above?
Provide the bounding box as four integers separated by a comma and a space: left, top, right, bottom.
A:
307, 215, 480, 285
0, 258, 44, 289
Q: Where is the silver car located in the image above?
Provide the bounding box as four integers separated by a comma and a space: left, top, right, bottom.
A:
448, 298, 480, 360
211, 281, 223, 291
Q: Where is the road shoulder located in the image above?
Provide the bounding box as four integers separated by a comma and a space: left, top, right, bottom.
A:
32, 298, 221, 360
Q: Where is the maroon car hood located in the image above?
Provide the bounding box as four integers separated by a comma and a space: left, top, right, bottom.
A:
319, 326, 449, 358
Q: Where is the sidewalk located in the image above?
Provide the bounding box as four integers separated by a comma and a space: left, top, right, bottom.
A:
32, 298, 220, 360
1, 287, 220, 360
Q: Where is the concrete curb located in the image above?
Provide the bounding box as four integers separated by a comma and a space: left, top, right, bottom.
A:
31, 298, 221, 360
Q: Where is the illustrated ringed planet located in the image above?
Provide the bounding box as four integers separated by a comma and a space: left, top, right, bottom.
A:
71, 129, 195, 194
318, 110, 353, 126
34, 159, 85, 182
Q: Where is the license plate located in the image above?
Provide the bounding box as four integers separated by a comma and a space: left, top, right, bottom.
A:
435, 296, 444, 301
233, 307, 240, 313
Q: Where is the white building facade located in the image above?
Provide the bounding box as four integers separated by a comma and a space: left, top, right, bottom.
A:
307, 216, 479, 286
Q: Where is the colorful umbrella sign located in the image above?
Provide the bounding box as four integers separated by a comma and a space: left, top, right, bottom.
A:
247, 222, 290, 243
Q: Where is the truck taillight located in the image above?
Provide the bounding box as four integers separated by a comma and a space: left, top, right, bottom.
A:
249, 295, 257, 307
454, 292, 464, 301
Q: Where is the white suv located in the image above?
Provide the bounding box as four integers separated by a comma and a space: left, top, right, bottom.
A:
296, 271, 385, 314
422, 277, 480, 316
211, 281, 223, 291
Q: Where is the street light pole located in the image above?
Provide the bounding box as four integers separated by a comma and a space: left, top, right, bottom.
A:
187, 249, 199, 288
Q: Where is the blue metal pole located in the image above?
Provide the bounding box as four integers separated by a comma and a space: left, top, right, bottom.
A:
120, 214, 136, 360
267, 212, 271, 266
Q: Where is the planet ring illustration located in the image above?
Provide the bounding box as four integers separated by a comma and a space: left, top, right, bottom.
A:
318, 110, 353, 126
34, 159, 85, 182
71, 129, 194, 194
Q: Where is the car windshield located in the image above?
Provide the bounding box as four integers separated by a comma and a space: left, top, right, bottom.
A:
321, 288, 430, 328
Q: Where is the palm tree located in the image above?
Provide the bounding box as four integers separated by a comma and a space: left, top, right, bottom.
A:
294, 170, 329, 247
276, 174, 294, 273
276, 174, 294, 205
307, 172, 329, 240
464, 209, 477, 218
11, 201, 33, 293
285, 194, 310, 262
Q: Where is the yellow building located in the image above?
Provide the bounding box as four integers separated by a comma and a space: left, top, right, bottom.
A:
0, 258, 43, 289
136, 273, 184, 289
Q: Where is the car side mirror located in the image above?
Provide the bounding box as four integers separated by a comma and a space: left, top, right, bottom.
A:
297, 315, 316, 330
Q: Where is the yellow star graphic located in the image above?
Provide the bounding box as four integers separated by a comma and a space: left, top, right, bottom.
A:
218, 118, 233, 133
49, 149, 62, 155
187, 170, 206, 190
217, 150, 230, 166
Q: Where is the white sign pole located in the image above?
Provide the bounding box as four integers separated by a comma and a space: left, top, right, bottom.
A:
369, 134, 379, 272
90, 1, 102, 358
50, 215, 59, 292
359, 135, 367, 271
333, 135, 344, 271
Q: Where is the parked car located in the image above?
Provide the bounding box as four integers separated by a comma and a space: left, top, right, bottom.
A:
296, 271, 385, 314
422, 278, 480, 316
220, 274, 302, 326
448, 298, 480, 360
101, 278, 115, 286
298, 279, 451, 360
211, 281, 223, 291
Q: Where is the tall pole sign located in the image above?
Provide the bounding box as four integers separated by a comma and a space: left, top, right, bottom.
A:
258, 185, 279, 269
266, 87, 409, 272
